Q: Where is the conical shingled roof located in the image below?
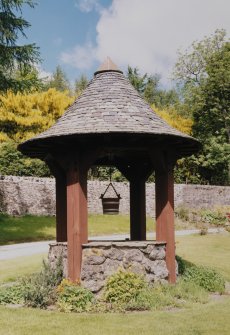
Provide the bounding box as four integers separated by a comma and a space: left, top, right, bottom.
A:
19, 59, 200, 157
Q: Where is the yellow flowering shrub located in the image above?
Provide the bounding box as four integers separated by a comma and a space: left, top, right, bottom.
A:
0, 88, 74, 143
152, 105, 193, 135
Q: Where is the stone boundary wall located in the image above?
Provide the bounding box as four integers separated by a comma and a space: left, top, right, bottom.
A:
0, 175, 229, 216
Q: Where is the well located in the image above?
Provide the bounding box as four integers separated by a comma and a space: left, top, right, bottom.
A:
19, 57, 200, 284
48, 240, 168, 293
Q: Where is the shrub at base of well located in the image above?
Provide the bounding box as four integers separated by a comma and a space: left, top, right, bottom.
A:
0, 256, 226, 313
56, 279, 94, 312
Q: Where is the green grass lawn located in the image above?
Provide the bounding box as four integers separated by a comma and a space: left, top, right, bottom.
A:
0, 213, 155, 245
0, 297, 230, 335
0, 233, 230, 334
0, 253, 47, 283
1, 233, 229, 283
176, 233, 230, 280
0, 212, 210, 246
0, 214, 55, 245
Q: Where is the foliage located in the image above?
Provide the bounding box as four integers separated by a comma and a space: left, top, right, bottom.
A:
45, 66, 70, 92
127, 66, 148, 94
0, 88, 74, 143
127, 66, 179, 108
163, 280, 209, 304
0, 283, 24, 304
0, 87, 73, 177
0, 257, 63, 308
153, 106, 193, 135
103, 270, 146, 304
75, 74, 88, 96
200, 209, 227, 226
153, 106, 198, 184
175, 206, 229, 229
174, 144, 229, 185
192, 42, 230, 142
102, 270, 208, 312
0, 141, 50, 176
173, 30, 230, 185
177, 256, 226, 294
173, 29, 227, 86
22, 258, 63, 308
192, 42, 230, 185
0, 254, 225, 314
176, 255, 225, 293
175, 255, 194, 275
0, 0, 40, 92
175, 207, 190, 222
88, 166, 126, 182
183, 265, 225, 293
57, 279, 94, 312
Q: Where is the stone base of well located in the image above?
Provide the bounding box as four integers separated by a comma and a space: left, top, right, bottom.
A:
48, 241, 168, 293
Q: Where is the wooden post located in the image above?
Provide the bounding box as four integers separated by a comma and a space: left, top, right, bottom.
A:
155, 163, 176, 283
67, 161, 88, 282
56, 174, 67, 242
44, 155, 67, 243
130, 179, 146, 240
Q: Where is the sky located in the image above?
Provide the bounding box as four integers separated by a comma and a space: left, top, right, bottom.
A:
20, 0, 230, 87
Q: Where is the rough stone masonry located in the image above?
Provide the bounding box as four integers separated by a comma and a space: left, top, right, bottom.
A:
0, 175, 230, 216
48, 241, 168, 293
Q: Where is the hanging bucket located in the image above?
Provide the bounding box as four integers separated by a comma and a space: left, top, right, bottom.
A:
100, 182, 121, 215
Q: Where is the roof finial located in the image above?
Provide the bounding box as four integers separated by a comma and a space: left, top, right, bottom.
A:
94, 56, 123, 75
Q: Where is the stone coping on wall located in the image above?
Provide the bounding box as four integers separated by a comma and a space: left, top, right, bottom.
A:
49, 240, 166, 248
82, 240, 166, 248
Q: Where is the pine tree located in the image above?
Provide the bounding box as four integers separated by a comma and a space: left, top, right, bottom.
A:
46, 66, 70, 92
75, 74, 88, 96
0, 0, 40, 92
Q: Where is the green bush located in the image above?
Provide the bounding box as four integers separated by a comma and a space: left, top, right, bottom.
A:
183, 265, 225, 293
22, 258, 63, 308
0, 284, 24, 305
175, 207, 190, 222
125, 285, 174, 311
162, 280, 209, 305
103, 270, 146, 305
176, 255, 193, 275
200, 209, 227, 226
0, 141, 50, 177
57, 279, 94, 312
176, 255, 225, 293
120, 280, 209, 311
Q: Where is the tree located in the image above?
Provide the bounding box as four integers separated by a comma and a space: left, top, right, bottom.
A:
0, 88, 74, 177
192, 42, 230, 184
127, 66, 148, 94
46, 66, 70, 92
127, 66, 179, 108
0, 0, 40, 92
75, 74, 88, 96
193, 42, 230, 143
173, 31, 230, 185
173, 29, 227, 86
0, 88, 74, 142
153, 106, 193, 135
0, 140, 50, 176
